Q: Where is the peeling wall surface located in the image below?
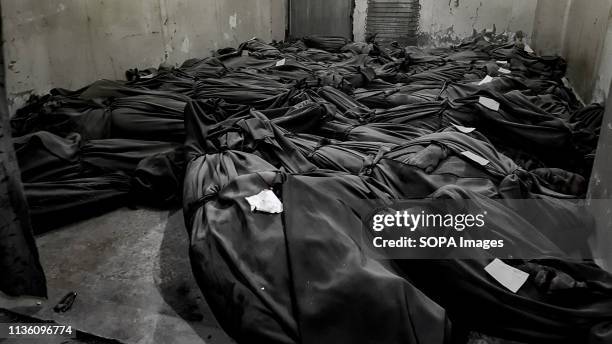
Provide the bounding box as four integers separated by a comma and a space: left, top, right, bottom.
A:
350, 0, 611, 102
352, 0, 537, 45
418, 0, 537, 46
4, 0, 611, 107
1, 0, 286, 114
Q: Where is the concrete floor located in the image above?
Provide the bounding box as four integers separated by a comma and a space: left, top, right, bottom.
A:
1, 207, 234, 344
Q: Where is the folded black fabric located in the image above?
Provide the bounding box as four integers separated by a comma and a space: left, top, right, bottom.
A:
12, 131, 184, 232
24, 173, 131, 231
9, 32, 612, 343
303, 35, 350, 52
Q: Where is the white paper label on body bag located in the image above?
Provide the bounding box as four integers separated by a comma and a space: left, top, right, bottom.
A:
562, 77, 571, 88
292, 100, 313, 110
478, 96, 500, 111
524, 44, 534, 54
453, 124, 476, 134
498, 67, 511, 74
461, 151, 490, 166
496, 60, 508, 65
478, 75, 494, 85
485, 258, 529, 293
275, 58, 286, 67
245, 190, 283, 214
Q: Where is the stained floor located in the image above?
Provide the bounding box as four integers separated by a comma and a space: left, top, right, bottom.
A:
1, 207, 233, 344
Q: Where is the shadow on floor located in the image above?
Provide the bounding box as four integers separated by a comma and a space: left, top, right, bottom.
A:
155, 208, 234, 344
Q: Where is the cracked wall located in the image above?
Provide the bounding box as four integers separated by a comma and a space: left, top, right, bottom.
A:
1, 0, 287, 115
418, 0, 537, 46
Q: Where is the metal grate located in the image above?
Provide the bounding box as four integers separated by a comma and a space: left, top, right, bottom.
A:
366, 0, 420, 45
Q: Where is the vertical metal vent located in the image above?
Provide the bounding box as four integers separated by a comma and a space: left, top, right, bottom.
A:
366, 0, 420, 45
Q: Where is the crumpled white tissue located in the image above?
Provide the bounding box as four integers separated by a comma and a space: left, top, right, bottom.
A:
245, 189, 283, 214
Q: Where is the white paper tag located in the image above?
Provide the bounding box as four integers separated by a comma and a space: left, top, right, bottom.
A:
498, 67, 511, 74
485, 258, 529, 293
562, 77, 571, 88
139, 74, 155, 79
496, 60, 508, 65
478, 96, 500, 111
292, 100, 312, 110
275, 58, 286, 67
241, 50, 250, 56
524, 44, 534, 54
461, 151, 490, 166
245, 190, 283, 214
478, 75, 494, 85
453, 124, 476, 134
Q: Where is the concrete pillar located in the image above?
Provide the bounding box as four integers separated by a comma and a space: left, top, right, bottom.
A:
0, 4, 47, 297
353, 0, 367, 42
588, 80, 612, 272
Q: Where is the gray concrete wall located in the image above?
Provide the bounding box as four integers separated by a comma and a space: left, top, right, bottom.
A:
2, 0, 286, 114
531, 0, 571, 56
5, 0, 611, 106
561, 0, 611, 103
417, 0, 537, 46
588, 80, 612, 272
592, 7, 612, 103
532, 0, 612, 103
352, 0, 537, 46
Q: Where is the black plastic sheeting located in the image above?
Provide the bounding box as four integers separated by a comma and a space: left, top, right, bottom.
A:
9, 34, 612, 343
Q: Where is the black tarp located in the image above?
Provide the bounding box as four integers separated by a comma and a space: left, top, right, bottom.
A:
8, 32, 611, 343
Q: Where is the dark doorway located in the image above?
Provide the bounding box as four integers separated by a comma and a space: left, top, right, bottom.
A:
289, 0, 354, 39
